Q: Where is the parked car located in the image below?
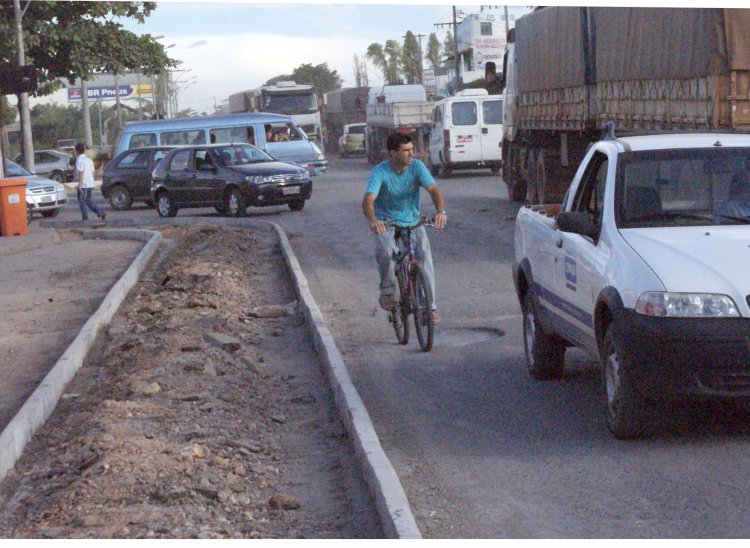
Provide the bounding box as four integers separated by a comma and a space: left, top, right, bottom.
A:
11, 149, 74, 184
4, 159, 68, 222
338, 123, 367, 158
102, 146, 173, 210
151, 143, 312, 218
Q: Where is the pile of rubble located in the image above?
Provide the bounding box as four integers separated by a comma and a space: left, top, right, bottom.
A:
0, 225, 380, 539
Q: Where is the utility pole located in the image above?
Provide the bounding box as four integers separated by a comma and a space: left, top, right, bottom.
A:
13, 0, 34, 173
81, 79, 93, 148
434, 6, 463, 95
453, 6, 460, 91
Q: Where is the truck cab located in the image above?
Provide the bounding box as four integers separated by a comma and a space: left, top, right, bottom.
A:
513, 132, 750, 438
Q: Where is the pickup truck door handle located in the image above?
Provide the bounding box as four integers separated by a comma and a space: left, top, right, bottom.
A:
482, 127, 488, 134
556, 236, 563, 248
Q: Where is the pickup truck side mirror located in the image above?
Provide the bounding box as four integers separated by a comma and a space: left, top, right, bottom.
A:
556, 211, 598, 239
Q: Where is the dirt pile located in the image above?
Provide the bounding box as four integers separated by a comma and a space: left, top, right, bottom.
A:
0, 224, 380, 539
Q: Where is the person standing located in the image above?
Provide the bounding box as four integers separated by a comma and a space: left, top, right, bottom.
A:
75, 143, 105, 221
362, 132, 447, 324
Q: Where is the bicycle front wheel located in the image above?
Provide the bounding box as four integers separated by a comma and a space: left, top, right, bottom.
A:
410, 263, 434, 352
392, 265, 410, 345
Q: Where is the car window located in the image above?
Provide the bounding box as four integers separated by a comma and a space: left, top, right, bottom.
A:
209, 126, 256, 146
348, 125, 366, 135
153, 150, 168, 164
129, 133, 157, 149
572, 151, 608, 230
215, 144, 271, 165
117, 150, 150, 169
161, 130, 206, 146
482, 100, 503, 125
168, 150, 191, 171
4, 159, 32, 177
266, 123, 304, 142
451, 101, 477, 126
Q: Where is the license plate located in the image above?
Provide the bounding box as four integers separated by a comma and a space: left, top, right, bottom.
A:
40, 195, 53, 203
282, 186, 300, 195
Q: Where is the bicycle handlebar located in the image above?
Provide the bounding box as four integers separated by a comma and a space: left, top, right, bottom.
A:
383, 215, 436, 230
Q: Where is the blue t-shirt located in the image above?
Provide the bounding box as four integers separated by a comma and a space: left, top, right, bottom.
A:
365, 159, 436, 226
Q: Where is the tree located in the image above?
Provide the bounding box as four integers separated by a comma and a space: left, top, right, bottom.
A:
1, 97, 14, 125
366, 43, 388, 82
401, 31, 422, 85
0, 2, 177, 96
352, 54, 369, 87
443, 31, 455, 60
426, 33, 442, 70
384, 40, 402, 84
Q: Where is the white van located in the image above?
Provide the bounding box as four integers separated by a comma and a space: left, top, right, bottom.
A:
115, 113, 327, 175
428, 89, 503, 177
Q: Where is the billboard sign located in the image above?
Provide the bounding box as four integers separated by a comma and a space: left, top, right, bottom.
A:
67, 84, 152, 103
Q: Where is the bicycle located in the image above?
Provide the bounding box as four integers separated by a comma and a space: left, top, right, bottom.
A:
385, 216, 436, 352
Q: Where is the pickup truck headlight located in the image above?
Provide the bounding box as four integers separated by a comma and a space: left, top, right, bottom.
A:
635, 292, 739, 318
246, 175, 275, 184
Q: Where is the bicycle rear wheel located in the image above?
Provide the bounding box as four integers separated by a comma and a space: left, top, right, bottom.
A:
410, 263, 434, 351
392, 265, 410, 345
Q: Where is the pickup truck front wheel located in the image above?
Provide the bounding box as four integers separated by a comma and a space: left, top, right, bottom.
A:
601, 326, 650, 439
523, 292, 565, 380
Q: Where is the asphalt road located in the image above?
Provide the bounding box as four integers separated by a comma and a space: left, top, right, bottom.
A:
51, 158, 750, 538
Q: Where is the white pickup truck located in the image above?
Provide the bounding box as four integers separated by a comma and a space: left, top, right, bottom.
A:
513, 131, 750, 438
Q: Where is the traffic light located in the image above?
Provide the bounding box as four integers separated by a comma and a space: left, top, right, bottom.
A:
0, 65, 38, 95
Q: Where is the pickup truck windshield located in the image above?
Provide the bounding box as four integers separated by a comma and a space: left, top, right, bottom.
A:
617, 147, 750, 228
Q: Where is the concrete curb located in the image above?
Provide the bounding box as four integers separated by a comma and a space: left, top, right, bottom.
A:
269, 224, 422, 539
0, 229, 162, 481
31, 217, 422, 538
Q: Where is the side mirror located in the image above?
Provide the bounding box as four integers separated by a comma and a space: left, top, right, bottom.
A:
556, 211, 598, 239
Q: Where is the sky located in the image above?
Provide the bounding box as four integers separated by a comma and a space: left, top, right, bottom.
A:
30, 1, 535, 114
27, 0, 737, 115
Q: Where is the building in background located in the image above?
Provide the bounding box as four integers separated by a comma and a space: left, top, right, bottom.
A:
429, 5, 532, 98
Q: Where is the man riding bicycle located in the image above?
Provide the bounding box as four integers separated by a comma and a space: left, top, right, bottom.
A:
362, 132, 447, 324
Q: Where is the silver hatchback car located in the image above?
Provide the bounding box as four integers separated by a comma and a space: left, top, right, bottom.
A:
4, 159, 69, 221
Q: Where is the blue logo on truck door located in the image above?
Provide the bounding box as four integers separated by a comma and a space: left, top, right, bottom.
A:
565, 256, 577, 291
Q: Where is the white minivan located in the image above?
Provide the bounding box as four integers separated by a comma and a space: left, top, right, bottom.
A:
428, 89, 503, 177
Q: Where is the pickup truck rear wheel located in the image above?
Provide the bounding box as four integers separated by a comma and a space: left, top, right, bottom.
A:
601, 325, 650, 439
523, 292, 565, 379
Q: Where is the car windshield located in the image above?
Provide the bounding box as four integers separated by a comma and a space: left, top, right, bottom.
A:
616, 147, 750, 228
214, 144, 273, 166
3, 159, 33, 177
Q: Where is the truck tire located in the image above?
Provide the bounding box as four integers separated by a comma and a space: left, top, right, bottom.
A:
535, 149, 549, 204
522, 292, 565, 380
504, 145, 526, 202
600, 325, 651, 439
525, 149, 539, 204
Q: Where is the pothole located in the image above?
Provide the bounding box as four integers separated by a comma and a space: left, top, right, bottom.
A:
438, 326, 505, 347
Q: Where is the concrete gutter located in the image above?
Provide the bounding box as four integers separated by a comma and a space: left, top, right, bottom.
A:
0, 229, 162, 481
21, 217, 422, 539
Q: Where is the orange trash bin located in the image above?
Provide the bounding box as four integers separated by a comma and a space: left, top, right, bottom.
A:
0, 178, 28, 237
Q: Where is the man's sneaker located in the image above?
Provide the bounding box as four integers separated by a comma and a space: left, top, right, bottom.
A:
379, 294, 397, 311
99, 211, 106, 221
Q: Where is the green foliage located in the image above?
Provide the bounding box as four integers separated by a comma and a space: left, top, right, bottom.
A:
1, 96, 14, 125
265, 63, 342, 101
443, 31, 455, 59
366, 43, 388, 82
401, 31, 422, 85
0, 2, 177, 98
426, 33, 442, 70
384, 40, 402, 84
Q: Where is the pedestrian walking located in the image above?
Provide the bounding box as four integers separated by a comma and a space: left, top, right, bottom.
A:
75, 143, 106, 221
